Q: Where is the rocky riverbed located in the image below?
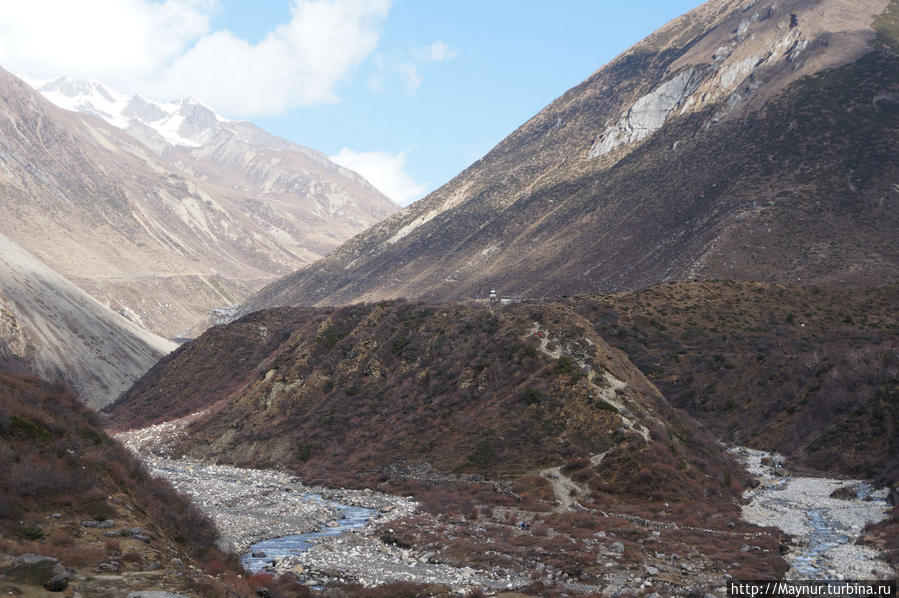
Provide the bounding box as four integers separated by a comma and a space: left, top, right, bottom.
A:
116, 425, 529, 591
731, 447, 894, 580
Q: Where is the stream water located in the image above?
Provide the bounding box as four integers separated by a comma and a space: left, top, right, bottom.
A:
242, 497, 379, 573
732, 447, 894, 580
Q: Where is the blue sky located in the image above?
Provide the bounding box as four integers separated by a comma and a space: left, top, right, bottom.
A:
1, 0, 703, 204
222, 0, 703, 204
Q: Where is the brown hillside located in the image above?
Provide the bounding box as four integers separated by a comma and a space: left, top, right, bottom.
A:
106, 301, 739, 503
106, 300, 791, 587
565, 281, 898, 485
0, 372, 235, 596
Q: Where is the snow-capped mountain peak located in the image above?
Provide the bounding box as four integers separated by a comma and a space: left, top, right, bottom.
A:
27, 75, 228, 148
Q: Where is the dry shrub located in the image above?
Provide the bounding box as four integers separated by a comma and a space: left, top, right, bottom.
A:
121, 551, 142, 564
204, 559, 228, 576
344, 581, 433, 597
48, 544, 107, 567
247, 572, 274, 589
48, 529, 73, 547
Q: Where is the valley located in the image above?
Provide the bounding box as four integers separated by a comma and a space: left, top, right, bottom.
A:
106, 406, 894, 594
1, 0, 897, 595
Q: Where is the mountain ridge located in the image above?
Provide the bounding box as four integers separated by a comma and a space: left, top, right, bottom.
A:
0, 68, 396, 338
237, 0, 898, 313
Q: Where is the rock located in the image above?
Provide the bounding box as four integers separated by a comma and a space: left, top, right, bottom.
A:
51, 512, 62, 519
588, 67, 703, 157
327, 521, 340, 527
132, 534, 152, 543
0, 554, 72, 592
105, 530, 120, 537
829, 486, 858, 500
602, 585, 620, 596
97, 561, 119, 572
98, 519, 116, 528
81, 520, 100, 527
126, 592, 191, 598
645, 565, 659, 576
611, 541, 625, 552
252, 550, 267, 558
44, 565, 70, 592
169, 557, 183, 567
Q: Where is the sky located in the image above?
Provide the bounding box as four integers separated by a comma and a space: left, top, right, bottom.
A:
0, 0, 703, 205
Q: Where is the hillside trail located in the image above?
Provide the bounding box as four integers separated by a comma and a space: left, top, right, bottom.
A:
527, 322, 651, 441
540, 451, 608, 513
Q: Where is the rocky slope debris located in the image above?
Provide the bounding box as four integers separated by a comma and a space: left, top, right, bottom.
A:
0, 233, 173, 407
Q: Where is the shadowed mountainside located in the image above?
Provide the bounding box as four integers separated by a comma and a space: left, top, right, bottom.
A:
240, 0, 899, 314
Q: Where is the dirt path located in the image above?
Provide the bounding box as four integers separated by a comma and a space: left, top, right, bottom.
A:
540, 451, 608, 512
527, 322, 651, 441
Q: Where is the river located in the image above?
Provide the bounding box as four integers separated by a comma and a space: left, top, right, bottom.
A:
731, 447, 894, 580
242, 498, 378, 572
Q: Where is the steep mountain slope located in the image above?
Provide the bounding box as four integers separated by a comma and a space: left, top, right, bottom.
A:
241, 0, 899, 312
0, 69, 395, 339
0, 233, 174, 408
33, 76, 397, 265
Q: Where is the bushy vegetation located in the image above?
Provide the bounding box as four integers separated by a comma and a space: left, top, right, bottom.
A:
109, 301, 747, 502
568, 281, 898, 484
0, 372, 225, 564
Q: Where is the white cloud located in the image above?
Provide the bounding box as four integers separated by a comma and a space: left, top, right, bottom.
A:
369, 40, 457, 95
0, 0, 390, 117
330, 148, 426, 206
421, 41, 458, 62
396, 62, 422, 93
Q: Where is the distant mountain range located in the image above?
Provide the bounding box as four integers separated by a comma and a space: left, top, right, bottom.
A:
238, 0, 899, 313
1, 70, 397, 339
